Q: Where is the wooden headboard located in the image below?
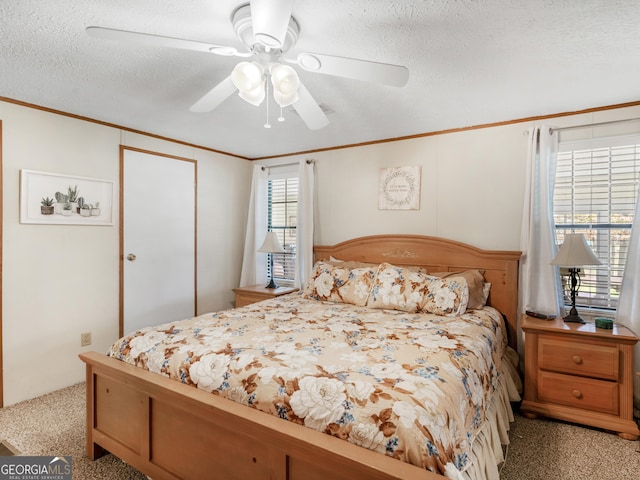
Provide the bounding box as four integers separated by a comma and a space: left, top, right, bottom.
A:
314, 234, 521, 351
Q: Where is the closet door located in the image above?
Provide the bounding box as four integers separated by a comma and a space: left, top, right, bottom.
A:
0, 121, 3, 406
121, 147, 196, 336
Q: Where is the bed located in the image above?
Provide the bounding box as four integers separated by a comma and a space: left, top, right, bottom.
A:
79, 234, 521, 480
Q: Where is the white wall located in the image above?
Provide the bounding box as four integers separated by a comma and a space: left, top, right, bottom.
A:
261, 105, 640, 253
312, 124, 527, 250
1, 101, 251, 405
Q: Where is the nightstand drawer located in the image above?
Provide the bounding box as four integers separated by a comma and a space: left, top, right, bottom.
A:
235, 293, 265, 308
538, 371, 619, 415
538, 337, 619, 381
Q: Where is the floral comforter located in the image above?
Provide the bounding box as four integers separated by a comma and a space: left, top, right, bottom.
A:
108, 292, 508, 476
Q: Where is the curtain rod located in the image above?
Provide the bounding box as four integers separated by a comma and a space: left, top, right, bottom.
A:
549, 117, 640, 134
261, 159, 314, 171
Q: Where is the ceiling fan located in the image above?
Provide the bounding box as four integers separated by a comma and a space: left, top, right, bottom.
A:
86, 0, 409, 130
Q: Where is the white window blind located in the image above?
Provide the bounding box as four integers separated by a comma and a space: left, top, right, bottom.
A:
267, 175, 298, 286
554, 138, 640, 310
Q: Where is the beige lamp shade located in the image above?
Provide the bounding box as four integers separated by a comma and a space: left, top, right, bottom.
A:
551, 233, 602, 267
257, 231, 285, 254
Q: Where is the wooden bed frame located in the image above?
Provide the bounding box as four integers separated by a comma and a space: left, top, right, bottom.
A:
80, 235, 521, 480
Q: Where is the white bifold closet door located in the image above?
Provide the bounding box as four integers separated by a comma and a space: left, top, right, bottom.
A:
122, 148, 196, 336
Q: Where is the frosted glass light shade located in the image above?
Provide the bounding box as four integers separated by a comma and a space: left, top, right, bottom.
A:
273, 90, 299, 107
231, 62, 263, 91
238, 82, 265, 106
232, 62, 266, 106
551, 233, 602, 267
271, 64, 300, 107
257, 231, 285, 253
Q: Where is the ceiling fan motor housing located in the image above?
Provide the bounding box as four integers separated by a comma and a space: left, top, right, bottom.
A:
232, 4, 299, 54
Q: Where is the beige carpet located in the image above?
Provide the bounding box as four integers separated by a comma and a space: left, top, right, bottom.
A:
500, 410, 640, 479
0, 383, 145, 479
0, 383, 639, 479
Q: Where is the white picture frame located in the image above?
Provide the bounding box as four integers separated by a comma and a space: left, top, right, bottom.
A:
20, 169, 114, 225
378, 165, 421, 210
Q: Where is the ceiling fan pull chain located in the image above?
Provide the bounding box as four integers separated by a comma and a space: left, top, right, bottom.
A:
278, 104, 285, 122
264, 79, 271, 129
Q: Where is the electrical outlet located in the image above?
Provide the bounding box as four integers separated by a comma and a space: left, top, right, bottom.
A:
80, 332, 92, 347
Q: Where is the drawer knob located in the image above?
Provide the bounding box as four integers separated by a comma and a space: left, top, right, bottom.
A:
572, 355, 583, 364
572, 389, 582, 398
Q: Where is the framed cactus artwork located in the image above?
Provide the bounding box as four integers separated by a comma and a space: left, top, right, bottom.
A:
19, 169, 114, 225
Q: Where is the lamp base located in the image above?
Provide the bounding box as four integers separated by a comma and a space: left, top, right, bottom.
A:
265, 277, 279, 289
563, 313, 586, 324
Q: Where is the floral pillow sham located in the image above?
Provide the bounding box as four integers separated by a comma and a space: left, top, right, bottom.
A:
365, 262, 433, 313
303, 261, 378, 306
304, 261, 472, 316
366, 262, 469, 316
430, 269, 488, 310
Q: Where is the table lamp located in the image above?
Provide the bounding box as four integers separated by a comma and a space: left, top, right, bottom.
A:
551, 233, 602, 323
257, 231, 285, 289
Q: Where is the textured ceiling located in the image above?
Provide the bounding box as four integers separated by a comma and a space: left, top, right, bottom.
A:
2, 0, 640, 159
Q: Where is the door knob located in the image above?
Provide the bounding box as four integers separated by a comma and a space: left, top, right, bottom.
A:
126, 253, 137, 262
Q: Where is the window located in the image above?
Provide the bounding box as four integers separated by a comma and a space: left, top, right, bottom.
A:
267, 175, 298, 287
554, 137, 640, 311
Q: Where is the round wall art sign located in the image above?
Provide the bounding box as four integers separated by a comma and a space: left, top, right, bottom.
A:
378, 166, 421, 210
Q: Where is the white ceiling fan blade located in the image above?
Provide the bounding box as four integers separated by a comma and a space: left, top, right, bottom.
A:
292, 83, 329, 130
250, 0, 295, 48
287, 53, 409, 87
86, 26, 251, 57
190, 76, 237, 112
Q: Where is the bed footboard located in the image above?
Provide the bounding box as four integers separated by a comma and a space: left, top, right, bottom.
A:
80, 351, 440, 480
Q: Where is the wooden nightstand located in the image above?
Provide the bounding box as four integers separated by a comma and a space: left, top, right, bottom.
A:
232, 284, 298, 308
521, 314, 640, 440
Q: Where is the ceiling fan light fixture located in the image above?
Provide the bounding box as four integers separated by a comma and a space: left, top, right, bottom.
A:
251, 0, 294, 49
273, 90, 299, 107
270, 64, 300, 105
231, 61, 266, 105
238, 81, 266, 106
231, 61, 263, 91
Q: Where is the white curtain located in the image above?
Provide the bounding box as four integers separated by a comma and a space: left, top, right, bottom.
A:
239, 165, 269, 287
518, 125, 564, 356
615, 180, 640, 413
295, 160, 315, 289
